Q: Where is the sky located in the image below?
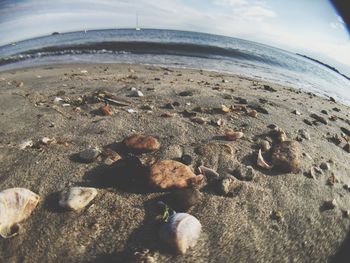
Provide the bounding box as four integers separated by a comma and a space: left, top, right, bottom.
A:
0, 0, 349, 72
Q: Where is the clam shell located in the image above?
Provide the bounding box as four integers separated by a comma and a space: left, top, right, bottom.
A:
0, 188, 40, 238
160, 213, 202, 254
59, 187, 97, 211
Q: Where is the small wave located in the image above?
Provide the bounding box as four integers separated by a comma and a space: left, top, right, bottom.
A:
0, 41, 280, 67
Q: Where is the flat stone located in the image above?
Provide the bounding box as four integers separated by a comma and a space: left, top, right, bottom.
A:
124, 135, 160, 153
79, 147, 101, 163
298, 129, 311, 140
59, 187, 98, 211
148, 160, 200, 189
271, 141, 301, 173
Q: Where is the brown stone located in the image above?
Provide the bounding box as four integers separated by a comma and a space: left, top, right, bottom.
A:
123, 135, 160, 153
148, 160, 198, 189
271, 141, 301, 173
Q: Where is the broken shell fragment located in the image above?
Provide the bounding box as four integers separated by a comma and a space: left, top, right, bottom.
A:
221, 105, 230, 113
160, 212, 202, 254
225, 131, 244, 141
19, 139, 33, 149
0, 188, 40, 238
59, 187, 98, 211
257, 149, 273, 169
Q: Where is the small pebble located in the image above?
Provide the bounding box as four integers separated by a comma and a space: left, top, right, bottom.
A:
167, 188, 201, 212
218, 176, 240, 196
292, 110, 301, 115
180, 154, 192, 165
323, 199, 336, 210
320, 162, 330, 171
343, 143, 350, 153
179, 91, 193, 97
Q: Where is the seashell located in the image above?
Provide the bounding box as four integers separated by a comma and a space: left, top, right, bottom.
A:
220, 105, 230, 113
225, 131, 244, 141
0, 188, 40, 238
216, 118, 225, 127
257, 149, 273, 169
19, 139, 33, 149
41, 137, 56, 145
160, 213, 202, 254
130, 88, 144, 97
59, 187, 98, 211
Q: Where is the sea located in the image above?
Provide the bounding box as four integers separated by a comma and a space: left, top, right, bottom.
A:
0, 29, 349, 105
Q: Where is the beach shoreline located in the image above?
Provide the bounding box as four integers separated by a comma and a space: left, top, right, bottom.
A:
0, 63, 350, 262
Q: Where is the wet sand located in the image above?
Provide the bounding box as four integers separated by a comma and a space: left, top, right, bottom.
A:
0, 63, 350, 262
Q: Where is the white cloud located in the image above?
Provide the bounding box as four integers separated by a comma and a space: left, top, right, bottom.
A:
214, 0, 248, 6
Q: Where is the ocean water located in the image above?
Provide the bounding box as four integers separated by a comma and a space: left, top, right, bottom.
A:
0, 29, 349, 105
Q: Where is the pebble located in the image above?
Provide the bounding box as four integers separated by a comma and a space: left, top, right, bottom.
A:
248, 110, 258, 118
234, 165, 255, 181
303, 119, 313, 126
59, 187, 98, 211
292, 110, 301, 115
329, 97, 336, 102
130, 87, 144, 97
123, 135, 160, 153
323, 199, 336, 210
341, 127, 350, 137
344, 143, 350, 153
225, 131, 244, 141
190, 117, 207, 124
218, 176, 240, 196
79, 147, 101, 163
178, 91, 194, 97
148, 160, 203, 189
198, 166, 220, 181
271, 141, 301, 173
321, 110, 328, 115
167, 188, 201, 212
306, 167, 316, 179
320, 162, 330, 171
310, 113, 328, 125
180, 154, 192, 165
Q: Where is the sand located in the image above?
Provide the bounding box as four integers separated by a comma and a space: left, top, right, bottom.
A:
0, 63, 350, 263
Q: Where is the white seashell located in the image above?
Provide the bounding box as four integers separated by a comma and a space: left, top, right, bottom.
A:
53, 97, 63, 104
59, 187, 98, 211
160, 213, 202, 254
41, 137, 56, 145
0, 188, 40, 238
19, 139, 33, 149
257, 149, 273, 169
80, 70, 88, 74
127, 109, 137, 113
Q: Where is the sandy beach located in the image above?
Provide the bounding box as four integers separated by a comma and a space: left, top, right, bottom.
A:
0, 63, 350, 263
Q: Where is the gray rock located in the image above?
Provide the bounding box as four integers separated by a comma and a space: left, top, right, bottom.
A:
310, 113, 328, 125
234, 165, 256, 181
298, 129, 311, 140
79, 147, 101, 163
167, 188, 201, 212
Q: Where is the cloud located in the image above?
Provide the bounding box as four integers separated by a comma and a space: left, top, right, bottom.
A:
214, 0, 247, 6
